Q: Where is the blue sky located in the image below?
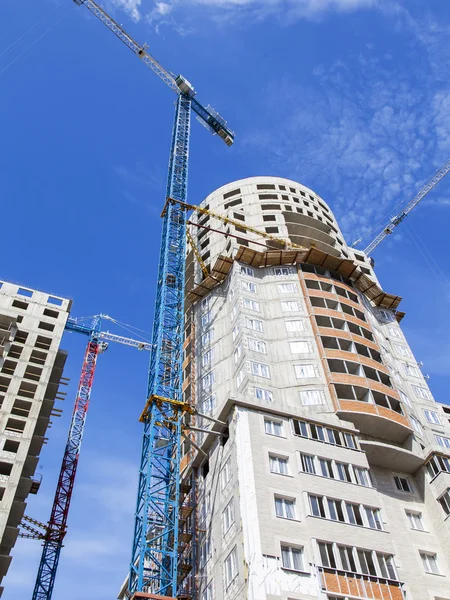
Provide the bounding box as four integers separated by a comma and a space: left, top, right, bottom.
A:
1, 0, 449, 597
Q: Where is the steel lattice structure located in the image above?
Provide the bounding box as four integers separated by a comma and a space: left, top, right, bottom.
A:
32, 326, 101, 600
66, 2, 234, 597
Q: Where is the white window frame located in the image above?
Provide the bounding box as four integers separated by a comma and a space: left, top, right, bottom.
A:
389, 326, 402, 339
202, 395, 216, 414
393, 474, 413, 493
236, 368, 245, 389
269, 454, 289, 475
299, 390, 324, 406
248, 338, 266, 354
224, 547, 238, 587
274, 496, 296, 519
424, 409, 441, 425
244, 316, 263, 332
241, 280, 257, 293
412, 385, 431, 400
201, 581, 213, 600
280, 545, 304, 572
290, 340, 311, 354
406, 510, 424, 531
202, 348, 214, 367
274, 267, 294, 276
404, 363, 421, 377
277, 282, 297, 294
436, 435, 450, 448
281, 300, 301, 312
201, 329, 214, 346
243, 298, 260, 312
420, 551, 440, 575
201, 311, 211, 327
410, 415, 424, 436
396, 344, 411, 358
220, 458, 232, 490
399, 390, 411, 407
251, 361, 270, 379
240, 265, 254, 277
255, 387, 273, 402
233, 344, 242, 364
285, 320, 305, 332
222, 499, 235, 533
264, 418, 284, 437
201, 371, 215, 390
294, 364, 317, 379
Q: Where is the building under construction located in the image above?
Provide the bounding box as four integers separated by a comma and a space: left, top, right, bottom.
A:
139, 176, 450, 600
0, 281, 70, 596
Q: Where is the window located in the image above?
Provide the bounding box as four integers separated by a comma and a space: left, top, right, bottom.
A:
202, 372, 215, 389
220, 459, 232, 489
294, 364, 316, 378
48, 296, 63, 306
327, 498, 346, 522
224, 547, 238, 586
12, 299, 28, 310
412, 385, 431, 400
299, 390, 324, 406
278, 283, 297, 294
410, 415, 424, 436
241, 280, 257, 293
365, 507, 383, 530
240, 265, 254, 277
404, 363, 421, 377
274, 267, 294, 276
406, 511, 424, 531
236, 369, 245, 388
17, 287, 33, 297
318, 542, 337, 569
336, 462, 352, 482
394, 475, 412, 493
396, 344, 411, 358
201, 330, 214, 345
244, 317, 263, 332
201, 311, 211, 327
199, 535, 212, 568
281, 546, 304, 571
202, 396, 215, 414
233, 345, 242, 364
424, 409, 441, 425
310, 494, 326, 518
438, 489, 450, 515
281, 301, 301, 312
275, 496, 295, 519
319, 458, 334, 478
232, 325, 240, 341
376, 553, 397, 579
338, 545, 357, 572
346, 503, 363, 526
231, 304, 238, 320
290, 341, 311, 354
255, 387, 273, 402
300, 453, 316, 474
248, 338, 266, 354
243, 298, 260, 312
390, 327, 402, 338
202, 349, 214, 367
269, 455, 289, 475
265, 419, 283, 436
436, 435, 450, 449
420, 552, 440, 575
399, 390, 412, 407
38, 321, 55, 332
357, 549, 377, 576
285, 320, 305, 332
201, 581, 213, 600
354, 467, 372, 487
251, 361, 270, 378
222, 499, 235, 533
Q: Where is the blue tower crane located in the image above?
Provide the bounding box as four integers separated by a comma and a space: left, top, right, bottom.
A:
71, 2, 235, 598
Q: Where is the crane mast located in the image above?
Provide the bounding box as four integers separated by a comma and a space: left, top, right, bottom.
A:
359, 158, 450, 255
30, 316, 151, 599
71, 1, 234, 597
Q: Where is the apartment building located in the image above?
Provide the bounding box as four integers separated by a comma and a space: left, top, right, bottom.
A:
178, 176, 450, 600
0, 280, 70, 594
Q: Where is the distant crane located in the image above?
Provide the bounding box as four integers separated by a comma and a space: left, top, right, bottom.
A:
352, 158, 450, 255
71, 1, 234, 598
29, 315, 151, 600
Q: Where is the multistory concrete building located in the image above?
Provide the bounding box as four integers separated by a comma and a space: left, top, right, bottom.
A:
177, 177, 450, 600
0, 280, 70, 595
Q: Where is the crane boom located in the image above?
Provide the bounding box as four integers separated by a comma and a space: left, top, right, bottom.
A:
72, 0, 234, 145
363, 158, 450, 255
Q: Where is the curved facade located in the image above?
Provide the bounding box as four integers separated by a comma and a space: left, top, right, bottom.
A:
178, 177, 450, 600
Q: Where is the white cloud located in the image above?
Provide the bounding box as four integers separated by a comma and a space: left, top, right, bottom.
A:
108, 0, 143, 21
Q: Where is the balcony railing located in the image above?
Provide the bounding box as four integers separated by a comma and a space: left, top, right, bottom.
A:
318, 566, 405, 600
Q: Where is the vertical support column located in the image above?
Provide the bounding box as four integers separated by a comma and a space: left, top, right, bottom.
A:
129, 94, 191, 597
32, 334, 101, 600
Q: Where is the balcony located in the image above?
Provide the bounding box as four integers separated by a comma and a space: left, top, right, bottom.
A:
359, 439, 423, 473
318, 567, 405, 600
337, 399, 413, 444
